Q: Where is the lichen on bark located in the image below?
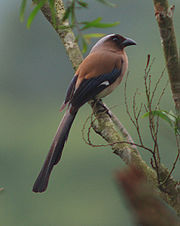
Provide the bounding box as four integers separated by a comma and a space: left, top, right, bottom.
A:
33, 0, 180, 215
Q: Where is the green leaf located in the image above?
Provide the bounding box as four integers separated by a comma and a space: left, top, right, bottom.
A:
71, 2, 76, 25
81, 17, 119, 30
142, 110, 177, 127
77, 0, 88, 8
83, 33, 105, 43
80, 33, 105, 53
62, 3, 74, 22
82, 17, 102, 27
175, 119, 180, 135
48, 0, 56, 27
48, 0, 54, 4
58, 24, 74, 30
27, 0, 47, 28
81, 36, 88, 53
142, 110, 180, 135
168, 110, 177, 121
96, 0, 117, 7
20, 0, 27, 22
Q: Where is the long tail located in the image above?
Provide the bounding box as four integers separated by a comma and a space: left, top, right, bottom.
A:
33, 110, 77, 193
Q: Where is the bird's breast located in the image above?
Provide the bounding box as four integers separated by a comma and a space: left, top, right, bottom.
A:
97, 53, 128, 98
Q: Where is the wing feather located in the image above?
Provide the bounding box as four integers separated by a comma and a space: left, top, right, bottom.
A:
71, 67, 121, 108
60, 75, 78, 112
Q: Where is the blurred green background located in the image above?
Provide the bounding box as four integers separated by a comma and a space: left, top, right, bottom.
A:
0, 0, 179, 225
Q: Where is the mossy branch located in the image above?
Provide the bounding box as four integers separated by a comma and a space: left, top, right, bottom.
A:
33, 0, 83, 71
33, 0, 180, 215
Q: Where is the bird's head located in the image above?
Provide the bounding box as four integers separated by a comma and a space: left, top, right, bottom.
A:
91, 34, 136, 53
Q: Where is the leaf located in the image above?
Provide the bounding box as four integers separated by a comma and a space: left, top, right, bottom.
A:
80, 33, 105, 53
70, 2, 76, 25
48, 0, 54, 4
81, 36, 88, 53
81, 17, 102, 29
142, 110, 177, 127
96, 0, 117, 8
62, 2, 74, 22
58, 24, 74, 30
82, 17, 102, 26
77, 0, 88, 8
81, 17, 119, 30
20, 0, 27, 22
83, 33, 105, 43
48, 0, 56, 27
27, 0, 47, 28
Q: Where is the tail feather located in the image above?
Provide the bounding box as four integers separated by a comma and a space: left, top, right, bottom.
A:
33, 110, 77, 193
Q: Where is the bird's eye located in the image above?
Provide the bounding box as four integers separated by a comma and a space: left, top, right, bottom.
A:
112, 37, 119, 42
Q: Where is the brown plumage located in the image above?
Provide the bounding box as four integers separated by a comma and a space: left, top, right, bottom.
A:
33, 34, 136, 193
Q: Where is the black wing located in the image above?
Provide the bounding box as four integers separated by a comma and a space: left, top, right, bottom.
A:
60, 75, 78, 111
71, 67, 121, 109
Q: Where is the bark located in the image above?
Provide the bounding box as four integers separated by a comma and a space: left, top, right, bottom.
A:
33, 0, 180, 215
153, 0, 180, 113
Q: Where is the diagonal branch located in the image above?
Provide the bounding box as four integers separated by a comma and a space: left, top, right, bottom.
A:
33, 0, 83, 71
33, 0, 180, 215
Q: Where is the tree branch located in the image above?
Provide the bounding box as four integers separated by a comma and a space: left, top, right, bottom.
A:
90, 100, 180, 216
100, 102, 139, 153
115, 166, 180, 226
153, 0, 180, 112
33, 0, 83, 71
33, 0, 180, 215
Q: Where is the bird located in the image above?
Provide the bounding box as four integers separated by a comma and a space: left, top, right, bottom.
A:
33, 34, 136, 193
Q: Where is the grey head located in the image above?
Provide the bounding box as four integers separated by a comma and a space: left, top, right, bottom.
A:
90, 34, 136, 53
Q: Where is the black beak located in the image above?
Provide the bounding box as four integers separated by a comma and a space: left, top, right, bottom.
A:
121, 37, 136, 48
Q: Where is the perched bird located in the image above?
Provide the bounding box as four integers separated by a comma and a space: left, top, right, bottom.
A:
33, 34, 136, 193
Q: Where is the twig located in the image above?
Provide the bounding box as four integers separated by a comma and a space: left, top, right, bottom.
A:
109, 109, 139, 153
87, 113, 97, 145
124, 72, 144, 146
144, 56, 161, 168
82, 112, 153, 154
132, 89, 144, 145
124, 72, 136, 126
32, 0, 180, 215
150, 68, 166, 106
160, 152, 180, 186
156, 79, 169, 109
160, 134, 180, 186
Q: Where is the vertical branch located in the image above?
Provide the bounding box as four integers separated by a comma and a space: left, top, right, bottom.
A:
31, 0, 180, 215
153, 0, 180, 113
153, 0, 180, 190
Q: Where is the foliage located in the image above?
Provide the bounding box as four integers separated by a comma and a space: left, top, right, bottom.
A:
19, 0, 27, 22
83, 54, 179, 190
124, 55, 180, 187
27, 0, 47, 28
19, 0, 119, 52
19, 0, 180, 217
142, 110, 180, 135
